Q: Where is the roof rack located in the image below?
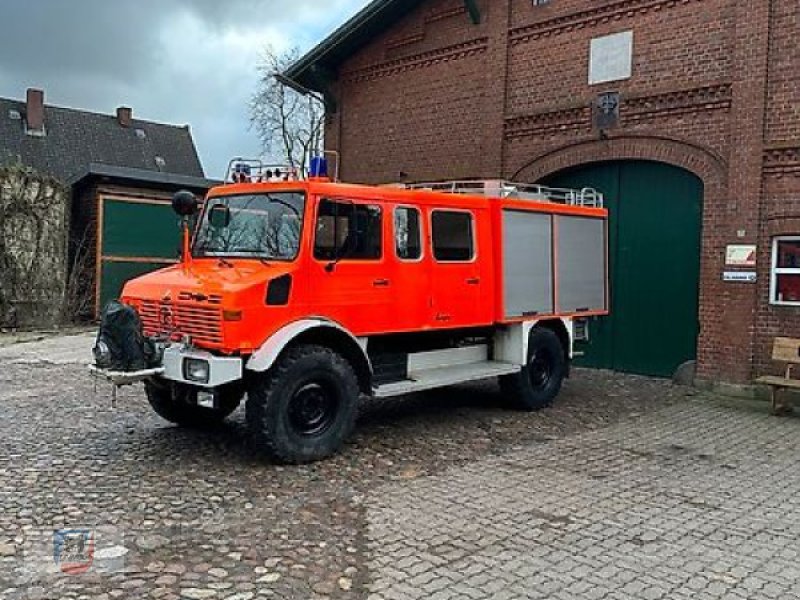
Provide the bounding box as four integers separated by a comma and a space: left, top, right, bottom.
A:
223, 152, 340, 184
405, 180, 604, 208
223, 158, 299, 184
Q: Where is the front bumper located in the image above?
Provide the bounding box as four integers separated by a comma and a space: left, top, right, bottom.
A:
89, 365, 165, 386
91, 344, 243, 389
161, 344, 243, 388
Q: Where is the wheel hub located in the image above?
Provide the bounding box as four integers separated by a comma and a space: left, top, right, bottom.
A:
288, 382, 337, 437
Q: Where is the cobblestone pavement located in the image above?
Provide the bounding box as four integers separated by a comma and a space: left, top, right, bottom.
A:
365, 401, 800, 600
0, 336, 797, 599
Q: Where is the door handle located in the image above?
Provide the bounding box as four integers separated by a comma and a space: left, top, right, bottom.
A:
466, 277, 480, 285
435, 313, 452, 322
373, 278, 390, 287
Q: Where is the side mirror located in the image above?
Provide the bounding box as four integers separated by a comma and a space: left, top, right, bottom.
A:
209, 204, 231, 229
172, 190, 198, 217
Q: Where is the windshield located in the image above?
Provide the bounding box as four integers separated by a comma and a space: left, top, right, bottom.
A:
193, 192, 305, 260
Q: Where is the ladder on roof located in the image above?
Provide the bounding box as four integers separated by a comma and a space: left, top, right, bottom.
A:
405, 180, 604, 208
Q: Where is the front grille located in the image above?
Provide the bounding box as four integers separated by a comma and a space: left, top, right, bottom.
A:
137, 300, 224, 347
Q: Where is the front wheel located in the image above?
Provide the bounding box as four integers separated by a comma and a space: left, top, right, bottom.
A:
246, 344, 359, 464
145, 379, 243, 428
500, 327, 566, 411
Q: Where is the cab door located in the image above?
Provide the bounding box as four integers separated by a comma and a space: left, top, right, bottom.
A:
427, 208, 489, 328
386, 204, 429, 332
307, 197, 393, 336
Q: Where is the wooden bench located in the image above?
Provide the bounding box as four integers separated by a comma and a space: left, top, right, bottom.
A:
755, 337, 800, 415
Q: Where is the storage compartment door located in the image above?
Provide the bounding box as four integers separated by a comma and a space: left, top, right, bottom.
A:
555, 215, 607, 314
502, 210, 553, 318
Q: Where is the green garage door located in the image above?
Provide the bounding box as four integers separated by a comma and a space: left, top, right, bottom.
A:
542, 161, 703, 377
98, 197, 182, 312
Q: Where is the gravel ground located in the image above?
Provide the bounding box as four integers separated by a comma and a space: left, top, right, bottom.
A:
0, 347, 695, 599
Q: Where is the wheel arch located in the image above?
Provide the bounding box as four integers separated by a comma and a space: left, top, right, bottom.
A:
534, 319, 571, 358
246, 319, 372, 394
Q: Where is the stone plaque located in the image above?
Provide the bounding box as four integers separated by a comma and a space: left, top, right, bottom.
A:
589, 31, 633, 85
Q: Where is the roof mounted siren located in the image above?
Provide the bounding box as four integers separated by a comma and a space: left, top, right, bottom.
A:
232, 162, 251, 184
309, 156, 328, 179
309, 150, 340, 182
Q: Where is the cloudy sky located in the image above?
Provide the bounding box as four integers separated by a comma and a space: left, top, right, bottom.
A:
0, 0, 370, 178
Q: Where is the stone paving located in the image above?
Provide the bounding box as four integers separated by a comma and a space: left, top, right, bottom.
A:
365, 401, 800, 599
0, 335, 798, 599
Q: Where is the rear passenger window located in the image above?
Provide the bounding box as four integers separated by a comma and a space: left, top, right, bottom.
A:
394, 206, 422, 260
432, 211, 474, 262
314, 199, 382, 260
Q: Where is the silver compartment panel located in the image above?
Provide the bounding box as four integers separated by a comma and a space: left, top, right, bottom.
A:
502, 210, 554, 318
555, 216, 607, 314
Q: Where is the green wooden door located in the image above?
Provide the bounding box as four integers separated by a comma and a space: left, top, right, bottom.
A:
98, 197, 182, 312
542, 161, 703, 377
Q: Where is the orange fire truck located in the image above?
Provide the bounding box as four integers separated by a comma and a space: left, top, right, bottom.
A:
92, 157, 608, 463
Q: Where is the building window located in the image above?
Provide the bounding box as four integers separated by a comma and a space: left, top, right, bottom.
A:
771, 237, 800, 305
532, 0, 551, 5
314, 199, 382, 261
394, 206, 422, 260
431, 210, 474, 262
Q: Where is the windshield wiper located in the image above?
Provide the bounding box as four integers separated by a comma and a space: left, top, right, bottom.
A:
193, 244, 234, 267
266, 195, 301, 216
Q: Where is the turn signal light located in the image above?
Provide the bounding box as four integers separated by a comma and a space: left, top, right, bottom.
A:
223, 309, 243, 322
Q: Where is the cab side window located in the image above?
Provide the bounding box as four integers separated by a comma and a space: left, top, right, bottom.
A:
431, 210, 474, 261
394, 206, 422, 260
314, 198, 382, 260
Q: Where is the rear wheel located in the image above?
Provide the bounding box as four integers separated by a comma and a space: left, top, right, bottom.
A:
246, 344, 359, 464
500, 327, 566, 411
145, 379, 243, 428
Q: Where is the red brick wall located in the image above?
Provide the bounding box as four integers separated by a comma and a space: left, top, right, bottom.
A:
326, 0, 800, 384
334, 0, 491, 183
753, 0, 800, 378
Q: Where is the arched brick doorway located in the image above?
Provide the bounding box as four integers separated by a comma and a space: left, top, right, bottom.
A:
509, 134, 728, 377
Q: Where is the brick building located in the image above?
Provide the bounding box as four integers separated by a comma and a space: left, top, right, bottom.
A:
287, 0, 800, 385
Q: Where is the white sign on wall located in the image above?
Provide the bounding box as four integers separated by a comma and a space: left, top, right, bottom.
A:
725, 244, 757, 267
723, 271, 757, 283
589, 31, 634, 85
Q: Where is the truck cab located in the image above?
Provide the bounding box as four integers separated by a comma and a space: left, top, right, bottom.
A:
94, 159, 609, 463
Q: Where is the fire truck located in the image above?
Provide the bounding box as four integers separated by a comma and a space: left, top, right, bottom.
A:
92, 157, 608, 463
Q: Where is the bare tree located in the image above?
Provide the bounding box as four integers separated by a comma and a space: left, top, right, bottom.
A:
61, 225, 95, 323
250, 46, 325, 176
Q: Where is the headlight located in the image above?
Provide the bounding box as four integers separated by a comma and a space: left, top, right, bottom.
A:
183, 358, 210, 383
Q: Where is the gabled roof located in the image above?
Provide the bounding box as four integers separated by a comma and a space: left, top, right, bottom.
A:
0, 96, 205, 183
285, 0, 426, 91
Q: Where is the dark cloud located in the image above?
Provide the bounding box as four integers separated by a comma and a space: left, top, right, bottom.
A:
0, 0, 370, 177
0, 1, 160, 84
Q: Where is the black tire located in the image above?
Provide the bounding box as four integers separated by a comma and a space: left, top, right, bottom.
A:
145, 378, 243, 428
246, 344, 359, 464
499, 327, 566, 411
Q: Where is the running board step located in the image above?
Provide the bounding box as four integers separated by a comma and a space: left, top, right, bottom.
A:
373, 361, 519, 398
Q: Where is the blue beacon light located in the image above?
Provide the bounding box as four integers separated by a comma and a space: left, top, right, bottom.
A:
309, 157, 328, 178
